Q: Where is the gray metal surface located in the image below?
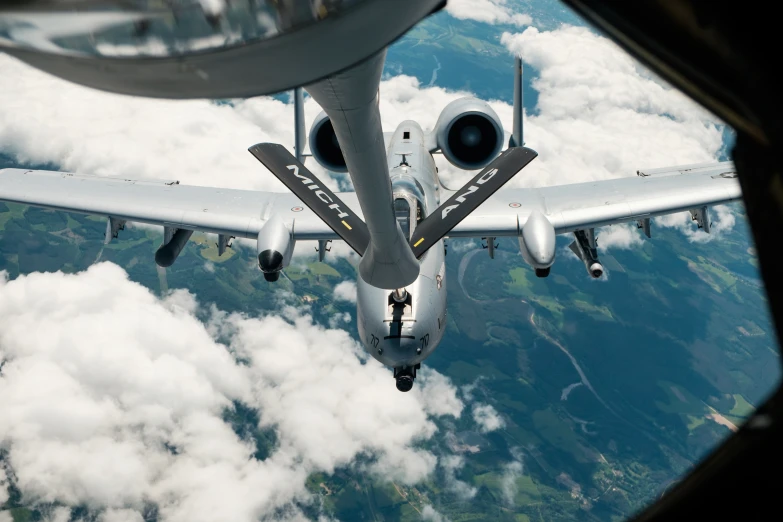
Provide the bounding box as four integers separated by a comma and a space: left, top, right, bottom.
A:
356, 122, 446, 369
431, 97, 505, 170
0, 161, 740, 244
1, 0, 442, 98
0, 167, 361, 240
448, 161, 741, 237
306, 50, 419, 289
511, 57, 524, 148
518, 209, 556, 269
294, 88, 306, 163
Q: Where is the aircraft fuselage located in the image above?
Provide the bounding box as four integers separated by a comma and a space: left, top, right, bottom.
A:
356, 121, 448, 385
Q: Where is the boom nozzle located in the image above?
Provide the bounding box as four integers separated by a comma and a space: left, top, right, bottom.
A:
392, 288, 408, 303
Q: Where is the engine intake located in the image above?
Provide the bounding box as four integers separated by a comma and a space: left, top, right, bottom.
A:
434, 97, 504, 170
308, 110, 348, 173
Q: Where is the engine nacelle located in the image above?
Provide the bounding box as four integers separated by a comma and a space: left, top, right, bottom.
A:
434, 97, 504, 170
569, 229, 604, 279
155, 227, 193, 268
257, 216, 295, 282
308, 110, 348, 173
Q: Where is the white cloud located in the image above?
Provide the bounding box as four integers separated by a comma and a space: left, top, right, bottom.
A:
197, 0, 226, 17
448, 239, 479, 255
327, 312, 351, 329
421, 504, 451, 522
101, 509, 145, 522
446, 0, 533, 26
417, 370, 464, 418
501, 459, 524, 506
654, 205, 736, 243
472, 403, 505, 433
498, 26, 725, 190
0, 54, 337, 193
42, 507, 71, 522
332, 281, 357, 303
0, 512, 11, 522
439, 455, 476, 500
597, 225, 644, 252
0, 263, 463, 520
461, 378, 484, 402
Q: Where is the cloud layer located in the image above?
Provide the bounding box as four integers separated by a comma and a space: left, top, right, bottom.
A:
471, 403, 505, 433
446, 0, 533, 26
332, 281, 357, 303
0, 263, 463, 521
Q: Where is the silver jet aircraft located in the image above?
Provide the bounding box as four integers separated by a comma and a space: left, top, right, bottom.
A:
0, 56, 740, 391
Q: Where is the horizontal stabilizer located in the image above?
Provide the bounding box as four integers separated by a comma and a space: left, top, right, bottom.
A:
410, 146, 538, 258
248, 143, 370, 255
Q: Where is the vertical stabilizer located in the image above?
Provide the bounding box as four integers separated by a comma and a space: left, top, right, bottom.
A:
511, 57, 524, 148
294, 87, 306, 163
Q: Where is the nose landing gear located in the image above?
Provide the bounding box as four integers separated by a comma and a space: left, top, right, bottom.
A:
394, 364, 420, 392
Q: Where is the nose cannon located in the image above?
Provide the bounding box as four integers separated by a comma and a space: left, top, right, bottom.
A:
394, 364, 420, 392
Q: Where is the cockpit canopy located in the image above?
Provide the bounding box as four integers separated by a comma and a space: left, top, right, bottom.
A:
391, 174, 426, 241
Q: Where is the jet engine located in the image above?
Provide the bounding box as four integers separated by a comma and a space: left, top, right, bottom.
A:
308, 110, 348, 173
257, 216, 295, 282
434, 97, 504, 170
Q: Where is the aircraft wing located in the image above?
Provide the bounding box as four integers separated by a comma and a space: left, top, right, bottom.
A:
447, 161, 741, 238
0, 168, 354, 241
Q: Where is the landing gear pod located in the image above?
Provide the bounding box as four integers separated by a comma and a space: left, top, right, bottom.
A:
519, 209, 556, 276
155, 227, 193, 267
257, 216, 294, 281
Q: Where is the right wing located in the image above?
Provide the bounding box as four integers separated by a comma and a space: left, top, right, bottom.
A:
448, 161, 741, 237
0, 168, 357, 242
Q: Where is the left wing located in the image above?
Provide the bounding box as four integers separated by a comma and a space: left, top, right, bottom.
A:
0, 168, 354, 241
447, 161, 740, 238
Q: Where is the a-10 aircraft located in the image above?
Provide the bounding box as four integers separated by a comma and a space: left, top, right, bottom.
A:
0, 54, 740, 392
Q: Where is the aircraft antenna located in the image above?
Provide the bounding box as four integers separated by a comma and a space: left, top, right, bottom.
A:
294, 87, 306, 163
512, 56, 523, 147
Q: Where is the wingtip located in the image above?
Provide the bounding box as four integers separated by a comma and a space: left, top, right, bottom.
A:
522, 146, 538, 158
247, 142, 282, 153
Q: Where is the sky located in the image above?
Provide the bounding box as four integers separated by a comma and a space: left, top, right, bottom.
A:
0, 1, 736, 520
